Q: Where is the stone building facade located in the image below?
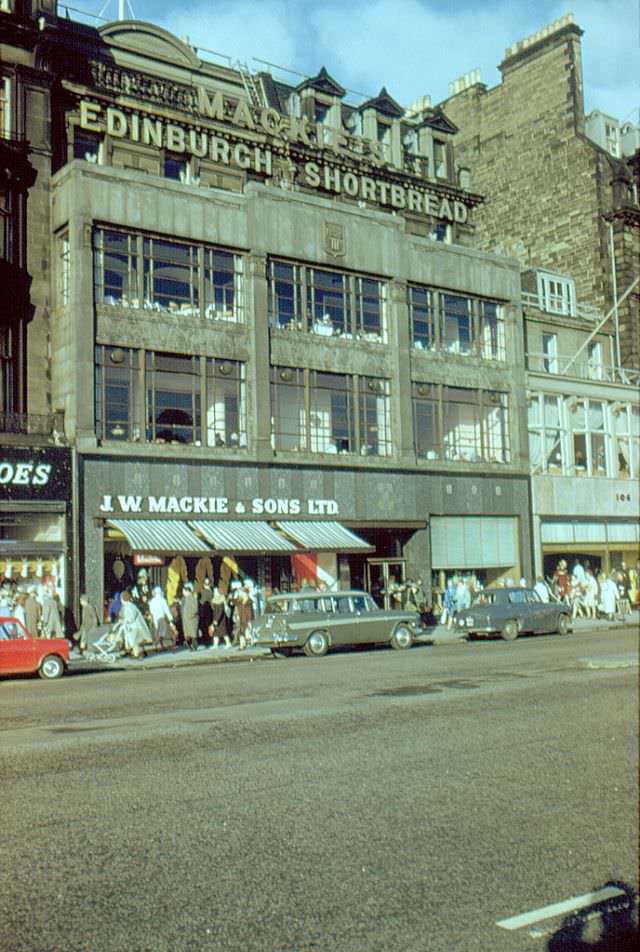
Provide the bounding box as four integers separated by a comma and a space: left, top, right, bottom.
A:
443, 14, 640, 370
443, 15, 640, 578
0, 5, 536, 614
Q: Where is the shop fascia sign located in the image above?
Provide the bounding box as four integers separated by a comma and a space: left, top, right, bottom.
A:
99, 494, 339, 516
78, 96, 470, 224
0, 460, 52, 486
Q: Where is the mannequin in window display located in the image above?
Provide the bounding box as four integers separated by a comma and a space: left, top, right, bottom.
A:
131, 568, 152, 622
181, 582, 200, 651
198, 576, 214, 640
209, 586, 231, 648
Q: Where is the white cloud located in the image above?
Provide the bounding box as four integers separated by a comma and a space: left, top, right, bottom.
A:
133, 0, 637, 121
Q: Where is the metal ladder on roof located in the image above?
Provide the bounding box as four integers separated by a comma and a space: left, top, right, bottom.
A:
235, 61, 265, 111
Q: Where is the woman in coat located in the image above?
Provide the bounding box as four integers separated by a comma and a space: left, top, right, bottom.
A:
118, 591, 152, 658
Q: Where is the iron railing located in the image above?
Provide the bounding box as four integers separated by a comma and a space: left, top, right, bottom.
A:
526, 353, 640, 388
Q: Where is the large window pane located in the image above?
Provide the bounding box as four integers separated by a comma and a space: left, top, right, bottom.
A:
143, 238, 198, 314
409, 286, 436, 351
443, 386, 480, 460
95, 346, 140, 441
309, 270, 349, 336
442, 295, 473, 354
413, 383, 440, 459
271, 367, 305, 450
204, 249, 243, 322
146, 352, 200, 444
206, 358, 246, 447
359, 378, 390, 456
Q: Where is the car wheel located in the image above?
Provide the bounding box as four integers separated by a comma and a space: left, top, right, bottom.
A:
38, 654, 65, 680
271, 647, 293, 659
501, 620, 518, 642
303, 631, 329, 658
556, 614, 570, 636
390, 624, 414, 650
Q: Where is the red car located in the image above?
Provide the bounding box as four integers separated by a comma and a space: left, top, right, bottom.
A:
0, 616, 70, 679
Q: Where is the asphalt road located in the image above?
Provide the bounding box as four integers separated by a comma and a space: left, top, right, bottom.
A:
2, 624, 638, 952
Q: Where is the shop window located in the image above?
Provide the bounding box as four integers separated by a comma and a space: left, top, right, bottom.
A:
271, 367, 390, 457
267, 259, 386, 342
542, 333, 558, 373
408, 284, 503, 359
95, 345, 246, 448
569, 398, 608, 476
413, 382, 510, 464
0, 1, 13, 13
528, 393, 566, 474
94, 227, 244, 322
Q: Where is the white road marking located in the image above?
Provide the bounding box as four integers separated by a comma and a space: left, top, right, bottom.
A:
496, 886, 626, 931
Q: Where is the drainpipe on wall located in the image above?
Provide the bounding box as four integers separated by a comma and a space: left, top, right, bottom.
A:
608, 221, 622, 370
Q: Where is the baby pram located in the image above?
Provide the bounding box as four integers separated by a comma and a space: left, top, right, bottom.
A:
83, 622, 124, 663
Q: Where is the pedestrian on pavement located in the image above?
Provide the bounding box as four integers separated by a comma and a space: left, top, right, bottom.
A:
598, 573, 617, 622
24, 587, 42, 636
76, 593, 100, 653
118, 590, 153, 658
40, 588, 63, 638
149, 585, 176, 650
534, 576, 550, 602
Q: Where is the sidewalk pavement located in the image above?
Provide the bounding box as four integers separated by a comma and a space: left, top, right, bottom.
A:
69, 610, 639, 674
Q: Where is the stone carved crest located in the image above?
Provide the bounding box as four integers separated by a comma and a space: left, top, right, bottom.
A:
323, 222, 346, 258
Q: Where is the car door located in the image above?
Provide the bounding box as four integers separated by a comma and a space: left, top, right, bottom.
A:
330, 596, 358, 646
0, 620, 37, 674
525, 590, 554, 632
350, 593, 385, 644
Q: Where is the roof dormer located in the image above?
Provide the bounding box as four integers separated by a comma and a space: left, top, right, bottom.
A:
296, 66, 345, 125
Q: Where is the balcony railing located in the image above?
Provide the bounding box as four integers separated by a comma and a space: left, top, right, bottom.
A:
526, 353, 640, 387
0, 411, 65, 440
521, 291, 601, 321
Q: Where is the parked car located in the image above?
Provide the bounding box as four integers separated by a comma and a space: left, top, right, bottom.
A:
253, 590, 420, 658
0, 617, 70, 679
453, 587, 571, 641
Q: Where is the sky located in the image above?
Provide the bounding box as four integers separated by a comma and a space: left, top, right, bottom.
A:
84, 0, 638, 122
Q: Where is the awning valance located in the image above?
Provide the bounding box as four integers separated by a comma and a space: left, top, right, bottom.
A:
106, 519, 210, 553
276, 521, 374, 553
190, 520, 297, 553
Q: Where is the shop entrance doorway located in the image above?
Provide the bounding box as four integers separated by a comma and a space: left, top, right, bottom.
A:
367, 559, 406, 609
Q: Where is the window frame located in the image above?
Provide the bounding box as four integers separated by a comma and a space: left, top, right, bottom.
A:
412, 382, 510, 464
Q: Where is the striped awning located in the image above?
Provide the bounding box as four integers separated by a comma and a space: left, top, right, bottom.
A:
276, 521, 374, 552
106, 520, 210, 553
190, 520, 297, 553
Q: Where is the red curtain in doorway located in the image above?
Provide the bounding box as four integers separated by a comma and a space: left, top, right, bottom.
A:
292, 553, 317, 588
